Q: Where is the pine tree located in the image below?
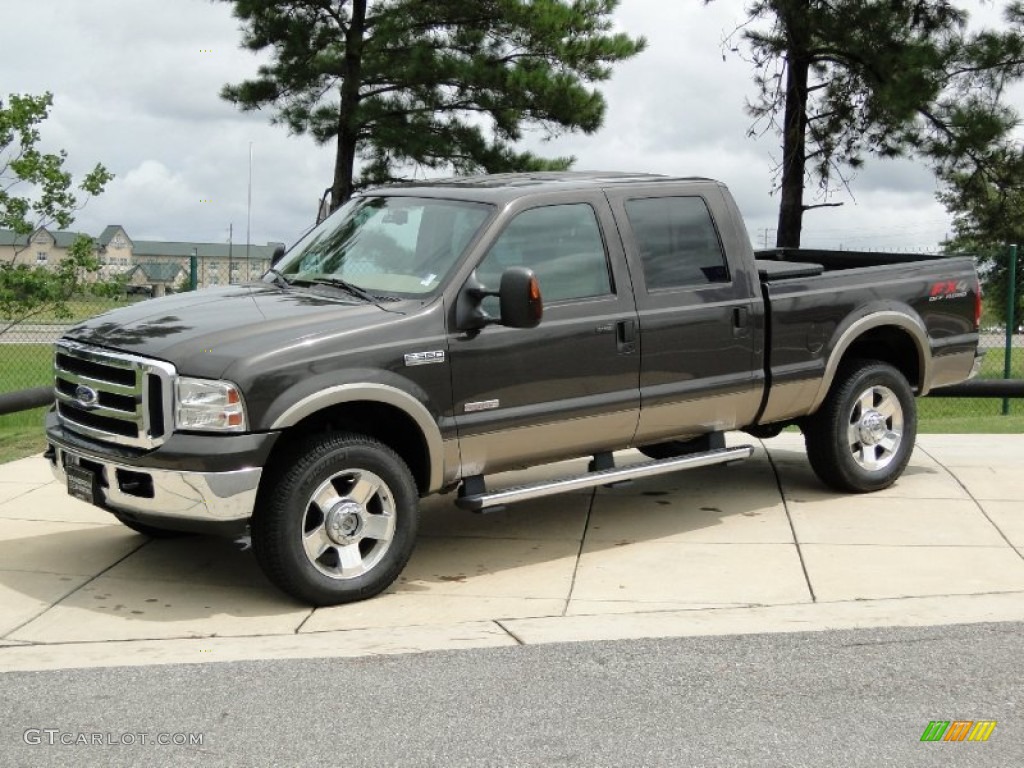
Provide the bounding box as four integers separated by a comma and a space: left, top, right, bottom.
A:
707, 1, 1024, 247
221, 0, 645, 211
940, 145, 1024, 326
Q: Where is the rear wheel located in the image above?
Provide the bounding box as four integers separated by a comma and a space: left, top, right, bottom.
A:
251, 432, 419, 606
803, 359, 917, 493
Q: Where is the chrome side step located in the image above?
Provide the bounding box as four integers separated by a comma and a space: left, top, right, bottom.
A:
455, 445, 754, 512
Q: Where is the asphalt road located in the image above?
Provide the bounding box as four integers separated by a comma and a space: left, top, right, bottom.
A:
2, 621, 1021, 767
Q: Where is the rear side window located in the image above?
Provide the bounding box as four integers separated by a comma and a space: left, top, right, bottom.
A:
624, 196, 729, 290
476, 203, 612, 304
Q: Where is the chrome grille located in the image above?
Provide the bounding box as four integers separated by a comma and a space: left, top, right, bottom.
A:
53, 340, 176, 449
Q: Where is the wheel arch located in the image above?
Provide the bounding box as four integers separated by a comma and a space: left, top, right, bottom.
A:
809, 310, 929, 414
267, 384, 444, 494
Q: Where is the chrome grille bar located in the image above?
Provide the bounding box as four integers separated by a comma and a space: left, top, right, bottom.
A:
53, 340, 176, 449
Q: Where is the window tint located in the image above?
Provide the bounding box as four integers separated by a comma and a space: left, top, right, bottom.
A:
624, 197, 729, 289
476, 203, 612, 304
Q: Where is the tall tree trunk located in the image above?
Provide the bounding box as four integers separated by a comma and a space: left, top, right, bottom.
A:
775, 2, 811, 249
331, 0, 367, 212
777, 51, 809, 249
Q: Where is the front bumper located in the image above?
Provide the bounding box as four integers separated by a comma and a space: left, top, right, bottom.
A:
46, 420, 266, 533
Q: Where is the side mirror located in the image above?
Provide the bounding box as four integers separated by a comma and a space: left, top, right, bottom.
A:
271, 244, 286, 267
455, 267, 543, 332
498, 267, 543, 329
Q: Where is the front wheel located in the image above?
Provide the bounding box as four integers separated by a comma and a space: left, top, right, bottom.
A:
803, 360, 917, 493
251, 432, 419, 606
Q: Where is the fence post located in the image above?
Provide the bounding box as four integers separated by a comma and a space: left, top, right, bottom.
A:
190, 249, 198, 291
1004, 243, 1018, 416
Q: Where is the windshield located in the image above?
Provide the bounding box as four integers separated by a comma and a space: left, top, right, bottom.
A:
271, 196, 492, 297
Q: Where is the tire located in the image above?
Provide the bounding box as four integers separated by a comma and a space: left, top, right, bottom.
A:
803, 359, 917, 493
251, 432, 419, 606
112, 513, 191, 539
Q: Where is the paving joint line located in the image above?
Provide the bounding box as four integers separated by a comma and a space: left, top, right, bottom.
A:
0, 538, 152, 641
763, 440, 817, 602
561, 486, 597, 617
918, 444, 1024, 563
493, 620, 525, 645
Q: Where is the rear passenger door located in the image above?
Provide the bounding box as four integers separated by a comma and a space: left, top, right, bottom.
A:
605, 184, 763, 444
448, 192, 641, 475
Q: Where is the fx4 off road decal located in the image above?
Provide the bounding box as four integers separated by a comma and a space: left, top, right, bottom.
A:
928, 280, 969, 301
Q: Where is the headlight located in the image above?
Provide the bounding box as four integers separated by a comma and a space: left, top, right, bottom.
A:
175, 377, 247, 432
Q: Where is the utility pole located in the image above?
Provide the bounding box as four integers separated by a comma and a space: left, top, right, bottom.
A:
246, 142, 253, 282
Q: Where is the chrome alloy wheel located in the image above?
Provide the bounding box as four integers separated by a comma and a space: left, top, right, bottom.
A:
301, 469, 396, 579
847, 384, 904, 471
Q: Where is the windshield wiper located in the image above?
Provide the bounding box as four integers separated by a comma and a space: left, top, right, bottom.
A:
299, 277, 404, 314
265, 268, 292, 288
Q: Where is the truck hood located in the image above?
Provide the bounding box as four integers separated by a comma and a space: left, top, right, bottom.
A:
63, 284, 419, 379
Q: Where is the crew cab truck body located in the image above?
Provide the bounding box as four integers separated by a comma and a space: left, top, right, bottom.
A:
43, 173, 981, 605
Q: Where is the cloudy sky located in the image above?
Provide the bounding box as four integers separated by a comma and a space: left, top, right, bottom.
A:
3, 0, 1019, 251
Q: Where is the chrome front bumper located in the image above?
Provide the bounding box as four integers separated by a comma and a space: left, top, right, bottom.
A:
48, 441, 261, 524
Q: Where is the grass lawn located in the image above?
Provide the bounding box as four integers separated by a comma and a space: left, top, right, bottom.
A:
0, 408, 47, 463
1, 294, 143, 325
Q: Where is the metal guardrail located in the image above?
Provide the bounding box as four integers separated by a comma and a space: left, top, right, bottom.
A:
0, 386, 53, 416
926, 379, 1024, 398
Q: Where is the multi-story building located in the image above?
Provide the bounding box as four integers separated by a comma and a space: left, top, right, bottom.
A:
0, 225, 285, 296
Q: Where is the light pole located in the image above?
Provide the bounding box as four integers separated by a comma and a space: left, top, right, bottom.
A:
246, 142, 253, 281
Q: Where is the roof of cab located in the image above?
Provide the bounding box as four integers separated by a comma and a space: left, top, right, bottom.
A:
362, 171, 716, 203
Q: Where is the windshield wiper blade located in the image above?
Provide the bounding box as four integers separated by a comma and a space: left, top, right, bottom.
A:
303, 277, 404, 314
265, 268, 291, 288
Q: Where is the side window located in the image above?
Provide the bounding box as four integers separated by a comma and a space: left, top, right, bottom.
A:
624, 196, 729, 290
476, 203, 612, 305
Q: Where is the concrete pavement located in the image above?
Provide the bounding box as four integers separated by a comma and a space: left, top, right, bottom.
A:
0, 433, 1022, 672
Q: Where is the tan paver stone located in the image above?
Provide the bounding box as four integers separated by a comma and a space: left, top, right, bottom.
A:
7, 576, 310, 643
801, 544, 1024, 601
0, 519, 143, 576
979, 500, 1024, 547
420, 493, 590, 541
0, 482, 121, 525
302, 594, 564, 632
944, 466, 1024, 501
0, 456, 52, 484
394, 536, 580, 599
0, 621, 515, 672
101, 537, 271, 589
587, 490, 792, 544
571, 541, 811, 605
0, 571, 92, 636
504, 592, 1024, 646
919, 434, 1024, 467
789, 497, 1006, 546
0, 483, 45, 505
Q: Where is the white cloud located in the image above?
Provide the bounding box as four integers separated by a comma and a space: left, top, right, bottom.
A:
3, 0, 1022, 252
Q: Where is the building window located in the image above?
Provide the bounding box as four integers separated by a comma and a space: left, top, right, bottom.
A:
36, 252, 47, 264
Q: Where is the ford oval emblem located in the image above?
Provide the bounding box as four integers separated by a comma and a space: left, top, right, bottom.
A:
74, 384, 99, 409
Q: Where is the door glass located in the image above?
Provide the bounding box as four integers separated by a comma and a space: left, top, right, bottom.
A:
476, 203, 612, 308
624, 197, 730, 289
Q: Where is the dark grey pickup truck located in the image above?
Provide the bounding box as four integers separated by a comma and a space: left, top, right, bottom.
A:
44, 172, 982, 604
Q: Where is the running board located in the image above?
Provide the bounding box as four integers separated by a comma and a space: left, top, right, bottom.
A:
455, 445, 755, 512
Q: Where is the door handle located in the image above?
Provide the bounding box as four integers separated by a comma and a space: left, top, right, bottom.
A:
732, 307, 750, 337
616, 319, 636, 353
